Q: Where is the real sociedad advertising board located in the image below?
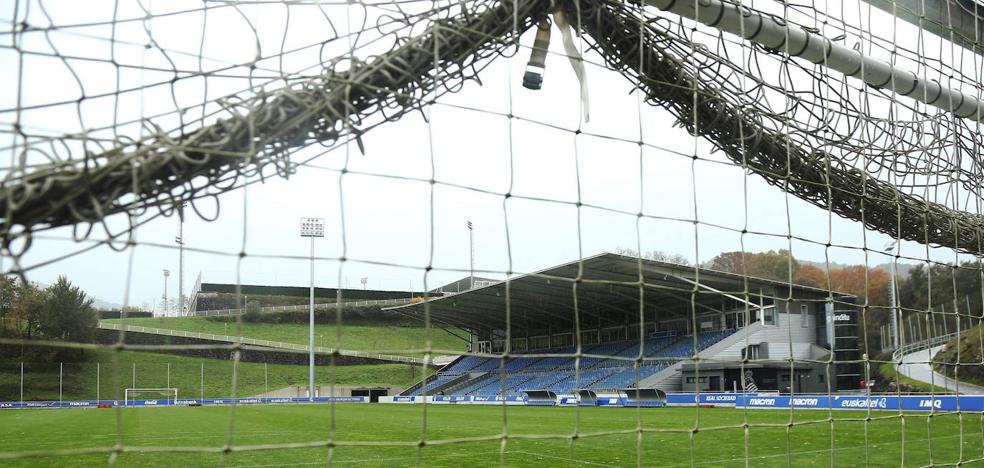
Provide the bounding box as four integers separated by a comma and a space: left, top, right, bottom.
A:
666, 393, 745, 405
0, 396, 367, 409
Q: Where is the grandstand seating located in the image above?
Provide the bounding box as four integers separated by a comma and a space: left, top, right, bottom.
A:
405, 373, 465, 396
441, 355, 491, 374
654, 329, 734, 358
400, 329, 737, 397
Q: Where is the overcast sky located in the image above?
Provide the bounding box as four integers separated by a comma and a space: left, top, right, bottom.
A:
2, 0, 980, 312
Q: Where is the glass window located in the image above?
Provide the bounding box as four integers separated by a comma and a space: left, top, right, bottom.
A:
763, 306, 776, 326
742, 344, 761, 360
800, 304, 810, 328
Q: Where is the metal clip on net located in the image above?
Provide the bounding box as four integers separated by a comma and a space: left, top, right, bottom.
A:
523, 19, 551, 90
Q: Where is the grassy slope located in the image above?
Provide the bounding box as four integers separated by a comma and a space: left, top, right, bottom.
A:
102, 317, 466, 355
877, 362, 955, 394
934, 324, 984, 387
0, 349, 430, 402
0, 405, 981, 467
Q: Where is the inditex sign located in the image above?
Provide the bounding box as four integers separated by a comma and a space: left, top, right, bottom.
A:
830, 309, 857, 325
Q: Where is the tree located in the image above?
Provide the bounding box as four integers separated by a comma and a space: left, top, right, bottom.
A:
39, 277, 98, 359
242, 300, 262, 323
614, 248, 691, 265
706, 249, 799, 281
793, 264, 827, 288
8, 280, 45, 340
706, 251, 746, 275
896, 261, 981, 336
0, 275, 14, 333
823, 266, 890, 306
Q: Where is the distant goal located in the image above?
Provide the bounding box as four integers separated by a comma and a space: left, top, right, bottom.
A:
124, 388, 179, 407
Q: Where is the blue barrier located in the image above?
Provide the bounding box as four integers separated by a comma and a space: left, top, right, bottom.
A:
737, 394, 984, 412
0, 396, 367, 409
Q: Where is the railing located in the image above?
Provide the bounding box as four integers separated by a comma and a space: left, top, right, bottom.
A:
98, 322, 423, 365
192, 297, 414, 317
186, 273, 203, 315
892, 331, 961, 362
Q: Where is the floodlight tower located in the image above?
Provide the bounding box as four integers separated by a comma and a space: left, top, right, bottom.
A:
884, 241, 900, 351
467, 220, 474, 289
176, 203, 186, 315
300, 217, 325, 401
162, 269, 170, 316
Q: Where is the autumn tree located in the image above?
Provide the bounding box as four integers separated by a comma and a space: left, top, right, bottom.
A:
827, 266, 890, 306
793, 264, 827, 288
706, 249, 799, 281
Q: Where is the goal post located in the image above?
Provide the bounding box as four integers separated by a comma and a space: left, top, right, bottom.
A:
124, 388, 179, 407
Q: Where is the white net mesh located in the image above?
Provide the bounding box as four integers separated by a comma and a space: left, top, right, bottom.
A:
2, 0, 984, 465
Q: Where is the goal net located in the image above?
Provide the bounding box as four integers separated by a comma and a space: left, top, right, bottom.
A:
124, 388, 178, 407
1, 0, 983, 465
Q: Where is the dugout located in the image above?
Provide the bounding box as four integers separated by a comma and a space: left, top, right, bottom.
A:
350, 387, 390, 403
577, 390, 598, 405
523, 390, 558, 406
621, 388, 667, 407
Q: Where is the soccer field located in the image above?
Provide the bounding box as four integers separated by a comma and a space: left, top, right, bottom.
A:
1, 405, 982, 467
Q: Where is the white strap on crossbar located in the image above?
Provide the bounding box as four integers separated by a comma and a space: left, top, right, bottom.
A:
553, 9, 590, 123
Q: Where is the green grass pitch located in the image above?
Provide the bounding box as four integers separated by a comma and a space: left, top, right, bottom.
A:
1, 405, 982, 467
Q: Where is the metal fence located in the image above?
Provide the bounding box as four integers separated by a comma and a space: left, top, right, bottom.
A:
191, 297, 414, 317
98, 323, 424, 365
0, 360, 399, 403
892, 331, 962, 363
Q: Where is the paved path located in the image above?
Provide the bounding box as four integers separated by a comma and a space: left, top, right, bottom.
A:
897, 345, 984, 394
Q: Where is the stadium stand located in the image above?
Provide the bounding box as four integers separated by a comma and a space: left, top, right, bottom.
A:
401, 329, 736, 397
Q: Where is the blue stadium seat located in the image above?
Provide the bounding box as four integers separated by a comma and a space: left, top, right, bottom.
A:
407, 329, 738, 398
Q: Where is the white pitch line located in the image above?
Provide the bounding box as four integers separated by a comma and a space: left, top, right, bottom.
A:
508, 450, 624, 467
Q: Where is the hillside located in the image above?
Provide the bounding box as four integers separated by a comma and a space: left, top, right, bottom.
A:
934, 324, 984, 386
102, 316, 467, 355
0, 349, 430, 401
